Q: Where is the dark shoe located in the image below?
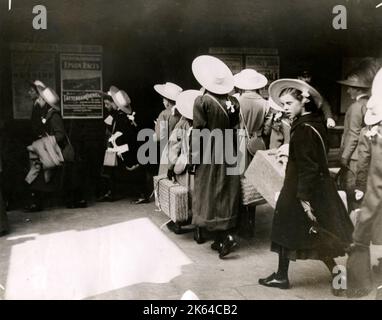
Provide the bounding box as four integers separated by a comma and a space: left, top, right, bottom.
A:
194, 227, 205, 244
166, 221, 188, 234
218, 235, 238, 258
211, 241, 222, 251
258, 273, 290, 289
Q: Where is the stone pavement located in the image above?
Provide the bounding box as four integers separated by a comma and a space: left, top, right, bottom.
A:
0, 199, 379, 300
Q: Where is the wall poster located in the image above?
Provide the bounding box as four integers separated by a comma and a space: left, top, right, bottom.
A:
60, 53, 103, 119
11, 52, 56, 119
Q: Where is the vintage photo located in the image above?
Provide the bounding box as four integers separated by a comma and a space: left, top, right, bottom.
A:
1, 0, 382, 304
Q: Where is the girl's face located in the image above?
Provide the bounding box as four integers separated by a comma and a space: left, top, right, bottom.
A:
105, 100, 117, 111
163, 98, 174, 109
28, 87, 39, 100
279, 93, 306, 119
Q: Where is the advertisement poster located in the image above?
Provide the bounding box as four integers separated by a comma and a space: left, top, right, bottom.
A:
60, 54, 103, 119
214, 55, 243, 75
11, 52, 56, 119
245, 55, 280, 97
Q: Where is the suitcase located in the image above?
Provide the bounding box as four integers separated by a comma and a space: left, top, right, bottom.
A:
153, 175, 190, 223
240, 176, 266, 206
245, 149, 286, 208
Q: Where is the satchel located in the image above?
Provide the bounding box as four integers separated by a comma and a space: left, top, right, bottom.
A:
239, 107, 265, 156
62, 134, 75, 162
103, 121, 118, 167
247, 135, 266, 156
103, 148, 118, 167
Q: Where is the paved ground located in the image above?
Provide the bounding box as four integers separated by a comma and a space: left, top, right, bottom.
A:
0, 198, 379, 300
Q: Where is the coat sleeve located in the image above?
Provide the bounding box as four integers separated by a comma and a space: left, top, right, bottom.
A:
320, 97, 333, 120
168, 128, 182, 170
155, 110, 169, 141
191, 97, 207, 165
341, 102, 364, 162
49, 113, 66, 144
355, 128, 371, 192
294, 126, 321, 201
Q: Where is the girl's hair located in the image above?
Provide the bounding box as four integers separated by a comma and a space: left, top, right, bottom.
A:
279, 87, 319, 113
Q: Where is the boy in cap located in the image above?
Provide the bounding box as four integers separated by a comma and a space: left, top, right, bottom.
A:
347, 67, 382, 299
337, 59, 380, 212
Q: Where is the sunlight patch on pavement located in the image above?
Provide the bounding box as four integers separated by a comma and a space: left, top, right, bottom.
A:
5, 218, 191, 300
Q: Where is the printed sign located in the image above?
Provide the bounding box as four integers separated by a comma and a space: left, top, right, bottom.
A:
60, 54, 103, 119
245, 55, 280, 97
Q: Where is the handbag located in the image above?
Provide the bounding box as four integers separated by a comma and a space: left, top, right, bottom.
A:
103, 121, 118, 167
103, 148, 118, 167
62, 134, 75, 162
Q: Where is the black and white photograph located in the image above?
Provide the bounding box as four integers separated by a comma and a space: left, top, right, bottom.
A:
1, 0, 382, 307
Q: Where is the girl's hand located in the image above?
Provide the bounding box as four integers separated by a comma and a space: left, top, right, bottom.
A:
300, 200, 317, 222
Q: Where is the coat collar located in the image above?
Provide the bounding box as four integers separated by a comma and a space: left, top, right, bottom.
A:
291, 113, 323, 132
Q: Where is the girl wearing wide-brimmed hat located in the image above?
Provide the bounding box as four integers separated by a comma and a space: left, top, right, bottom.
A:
154, 82, 183, 176
258, 79, 353, 295
26, 86, 69, 211
98, 86, 146, 203
166, 90, 200, 234
191, 55, 241, 258
153, 82, 183, 142
28, 80, 47, 141
234, 69, 268, 169
233, 69, 268, 237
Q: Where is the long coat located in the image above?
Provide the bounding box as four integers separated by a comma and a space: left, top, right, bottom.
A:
112, 110, 139, 168
340, 97, 368, 163
353, 123, 382, 245
237, 92, 268, 170
191, 93, 241, 231
271, 113, 354, 259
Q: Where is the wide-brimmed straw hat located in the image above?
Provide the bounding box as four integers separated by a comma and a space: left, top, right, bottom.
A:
175, 90, 201, 120
233, 69, 268, 90
192, 55, 234, 95
107, 86, 131, 109
269, 79, 323, 110
365, 68, 382, 125
37, 85, 60, 108
154, 82, 183, 102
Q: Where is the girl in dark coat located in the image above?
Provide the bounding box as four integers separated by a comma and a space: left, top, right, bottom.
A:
258, 79, 354, 295
27, 87, 67, 211
191, 55, 241, 258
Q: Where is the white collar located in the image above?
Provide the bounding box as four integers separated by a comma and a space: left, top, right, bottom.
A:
356, 94, 368, 101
